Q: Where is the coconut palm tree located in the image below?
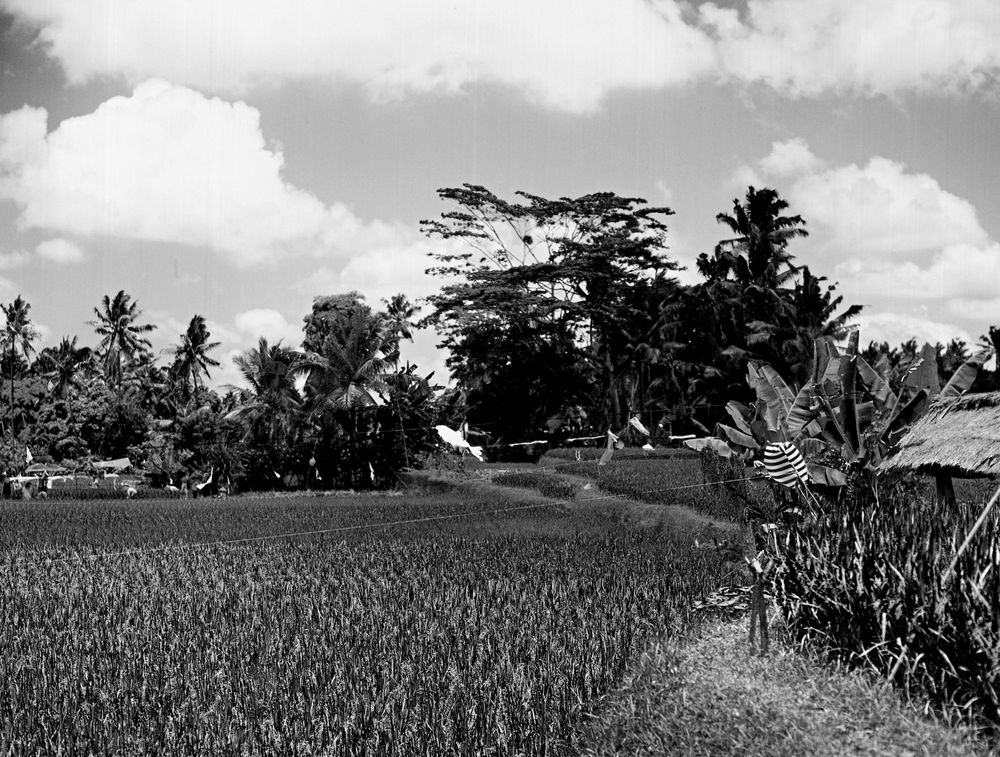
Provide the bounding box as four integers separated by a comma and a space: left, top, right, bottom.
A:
226, 338, 304, 450
382, 293, 419, 363
89, 290, 156, 388
701, 186, 808, 288
37, 336, 93, 399
1, 295, 38, 437
170, 315, 221, 400
300, 308, 396, 424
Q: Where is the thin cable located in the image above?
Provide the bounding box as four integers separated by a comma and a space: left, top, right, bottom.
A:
5, 501, 558, 572
4, 475, 759, 573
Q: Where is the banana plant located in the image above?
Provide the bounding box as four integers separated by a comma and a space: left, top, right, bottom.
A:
687, 332, 994, 489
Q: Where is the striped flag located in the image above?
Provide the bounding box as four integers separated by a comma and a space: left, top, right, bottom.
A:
762, 442, 810, 488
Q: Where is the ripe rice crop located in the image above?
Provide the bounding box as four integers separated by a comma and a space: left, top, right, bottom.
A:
0, 492, 724, 754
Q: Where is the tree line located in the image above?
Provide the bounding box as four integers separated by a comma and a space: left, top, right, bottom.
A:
3, 183, 998, 490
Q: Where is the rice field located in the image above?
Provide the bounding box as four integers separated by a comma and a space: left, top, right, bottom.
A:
0, 490, 725, 754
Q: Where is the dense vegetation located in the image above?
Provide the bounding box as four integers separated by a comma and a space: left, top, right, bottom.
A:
774, 487, 1000, 729
0, 491, 725, 754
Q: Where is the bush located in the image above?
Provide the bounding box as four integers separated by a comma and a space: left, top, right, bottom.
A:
774, 490, 1000, 728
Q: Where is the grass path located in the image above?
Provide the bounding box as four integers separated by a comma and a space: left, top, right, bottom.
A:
574, 615, 987, 756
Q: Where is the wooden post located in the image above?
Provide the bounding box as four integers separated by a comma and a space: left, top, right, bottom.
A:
935, 473, 956, 508
747, 552, 770, 656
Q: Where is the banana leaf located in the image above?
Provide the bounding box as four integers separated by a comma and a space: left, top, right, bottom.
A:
880, 389, 929, 450
716, 423, 760, 450
761, 364, 795, 411
796, 438, 829, 459
786, 382, 819, 437
940, 348, 994, 398
819, 355, 845, 403
856, 353, 898, 414
725, 401, 754, 436
747, 362, 792, 433
903, 344, 940, 397
683, 437, 733, 458
839, 331, 862, 459
807, 464, 848, 487
811, 336, 840, 384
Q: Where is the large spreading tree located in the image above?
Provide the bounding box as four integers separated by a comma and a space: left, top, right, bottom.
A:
422, 184, 679, 437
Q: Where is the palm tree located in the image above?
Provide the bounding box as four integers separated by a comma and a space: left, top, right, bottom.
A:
778, 267, 863, 385
701, 186, 808, 288
226, 338, 304, 450
301, 308, 396, 423
300, 310, 399, 488
382, 293, 418, 363
37, 336, 93, 399
170, 315, 221, 399
89, 290, 156, 388
2, 295, 38, 437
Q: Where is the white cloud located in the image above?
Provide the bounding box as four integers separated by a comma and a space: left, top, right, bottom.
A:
857, 311, 972, 349
748, 140, 989, 256
948, 298, 1000, 323
233, 308, 303, 348
702, 0, 1000, 98
325, 242, 440, 304
0, 250, 31, 270
0, 80, 402, 266
35, 237, 84, 264
756, 138, 823, 176
10, 0, 1000, 108
740, 139, 999, 346
834, 243, 1000, 302
9, 0, 716, 114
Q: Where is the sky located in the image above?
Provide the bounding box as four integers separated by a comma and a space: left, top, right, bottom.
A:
1, 0, 999, 389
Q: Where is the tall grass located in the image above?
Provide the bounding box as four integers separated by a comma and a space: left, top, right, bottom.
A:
774, 484, 1000, 729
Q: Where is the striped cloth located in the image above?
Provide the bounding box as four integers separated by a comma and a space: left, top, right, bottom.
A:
762, 442, 811, 488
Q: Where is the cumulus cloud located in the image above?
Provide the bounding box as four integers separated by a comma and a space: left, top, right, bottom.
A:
833, 243, 1000, 302
857, 311, 972, 349
35, 237, 84, 264
8, 0, 716, 114
233, 308, 303, 348
702, 0, 1000, 98
0, 80, 402, 266
742, 139, 999, 346
9, 0, 1000, 107
748, 140, 989, 256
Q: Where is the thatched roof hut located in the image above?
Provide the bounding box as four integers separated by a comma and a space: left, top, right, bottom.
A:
881, 392, 1000, 479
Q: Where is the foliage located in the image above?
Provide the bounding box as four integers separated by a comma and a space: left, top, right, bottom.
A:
89, 290, 156, 388
0, 492, 725, 753
774, 487, 1000, 729
422, 184, 678, 433
169, 314, 221, 400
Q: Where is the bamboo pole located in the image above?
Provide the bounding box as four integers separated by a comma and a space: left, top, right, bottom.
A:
941, 480, 1000, 587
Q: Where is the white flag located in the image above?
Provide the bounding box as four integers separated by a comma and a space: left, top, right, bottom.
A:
629, 416, 651, 436
24, 446, 32, 464
598, 430, 619, 466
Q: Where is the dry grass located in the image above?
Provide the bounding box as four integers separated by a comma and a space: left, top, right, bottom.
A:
575, 614, 989, 757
